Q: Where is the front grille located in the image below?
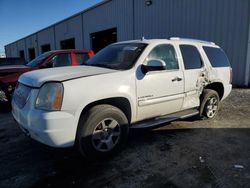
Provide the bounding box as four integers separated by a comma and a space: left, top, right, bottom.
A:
13, 83, 32, 108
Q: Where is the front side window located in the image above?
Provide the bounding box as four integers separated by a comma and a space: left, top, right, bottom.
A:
203, 46, 230, 67
76, 53, 89, 65
86, 43, 147, 70
180, 45, 202, 69
147, 44, 179, 70
49, 53, 72, 67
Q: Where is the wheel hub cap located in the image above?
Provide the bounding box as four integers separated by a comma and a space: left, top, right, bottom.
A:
92, 118, 120, 152
206, 97, 218, 118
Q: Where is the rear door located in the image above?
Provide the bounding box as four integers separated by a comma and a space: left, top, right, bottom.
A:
179, 45, 206, 110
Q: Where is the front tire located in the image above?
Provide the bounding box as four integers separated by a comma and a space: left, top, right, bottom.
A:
199, 89, 220, 119
76, 104, 129, 160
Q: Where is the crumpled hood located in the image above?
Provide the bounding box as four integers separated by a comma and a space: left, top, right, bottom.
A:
19, 66, 118, 87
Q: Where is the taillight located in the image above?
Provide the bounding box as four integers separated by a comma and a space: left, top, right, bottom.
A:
88, 50, 94, 58
230, 67, 233, 84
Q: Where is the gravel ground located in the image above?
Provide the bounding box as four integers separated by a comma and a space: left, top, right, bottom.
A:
0, 89, 250, 188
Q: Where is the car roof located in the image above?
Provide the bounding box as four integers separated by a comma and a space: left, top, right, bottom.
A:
50, 49, 93, 53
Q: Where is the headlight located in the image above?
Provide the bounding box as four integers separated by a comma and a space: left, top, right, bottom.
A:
35, 82, 64, 111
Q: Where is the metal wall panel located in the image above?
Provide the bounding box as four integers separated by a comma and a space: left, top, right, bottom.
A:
245, 2, 250, 86
9, 43, 18, 57
16, 40, 26, 60
25, 34, 38, 60
82, 0, 134, 48
54, 15, 83, 49
4, 0, 250, 85
37, 27, 55, 55
5, 45, 11, 57
134, 0, 249, 85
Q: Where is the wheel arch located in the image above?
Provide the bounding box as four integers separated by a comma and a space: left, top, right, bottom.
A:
79, 97, 132, 124
203, 82, 224, 100
74, 97, 132, 146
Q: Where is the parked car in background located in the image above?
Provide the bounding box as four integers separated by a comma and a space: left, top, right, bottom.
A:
12, 38, 232, 159
0, 58, 26, 66
0, 49, 94, 108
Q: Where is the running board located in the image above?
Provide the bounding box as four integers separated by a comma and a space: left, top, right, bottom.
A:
131, 109, 199, 129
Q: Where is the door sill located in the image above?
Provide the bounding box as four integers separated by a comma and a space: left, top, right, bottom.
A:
131, 108, 199, 129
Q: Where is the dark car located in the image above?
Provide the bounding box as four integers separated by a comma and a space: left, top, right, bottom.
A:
0, 49, 94, 108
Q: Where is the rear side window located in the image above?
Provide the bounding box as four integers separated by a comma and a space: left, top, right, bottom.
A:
50, 53, 71, 67
76, 53, 89, 65
180, 45, 203, 69
203, 47, 230, 67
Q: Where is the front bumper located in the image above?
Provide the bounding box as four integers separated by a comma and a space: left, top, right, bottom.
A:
12, 99, 76, 148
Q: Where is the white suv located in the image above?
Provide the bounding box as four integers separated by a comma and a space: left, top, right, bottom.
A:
12, 38, 232, 159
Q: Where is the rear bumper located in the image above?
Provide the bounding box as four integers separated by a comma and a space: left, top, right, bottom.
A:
12, 100, 76, 148
222, 84, 232, 100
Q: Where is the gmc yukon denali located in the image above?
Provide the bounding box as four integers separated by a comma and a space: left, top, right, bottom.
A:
12, 38, 232, 159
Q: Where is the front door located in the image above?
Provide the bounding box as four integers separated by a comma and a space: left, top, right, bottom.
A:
136, 44, 185, 121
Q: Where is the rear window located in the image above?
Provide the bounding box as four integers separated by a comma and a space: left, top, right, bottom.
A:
203, 47, 230, 67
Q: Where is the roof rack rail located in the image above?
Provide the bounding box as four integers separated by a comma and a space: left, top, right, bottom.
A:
169, 37, 215, 45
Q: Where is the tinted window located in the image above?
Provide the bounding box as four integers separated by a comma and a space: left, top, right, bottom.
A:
76, 53, 89, 65
147, 44, 179, 70
203, 47, 230, 67
26, 51, 53, 67
86, 43, 147, 70
50, 53, 71, 67
180, 45, 202, 69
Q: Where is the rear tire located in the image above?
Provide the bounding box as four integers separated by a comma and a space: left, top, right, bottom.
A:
199, 89, 220, 119
76, 104, 129, 160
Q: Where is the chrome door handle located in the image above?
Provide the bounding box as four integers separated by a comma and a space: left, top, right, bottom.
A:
172, 77, 182, 82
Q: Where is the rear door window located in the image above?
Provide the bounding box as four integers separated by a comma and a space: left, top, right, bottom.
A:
76, 53, 89, 65
49, 53, 72, 67
180, 45, 203, 69
203, 46, 230, 67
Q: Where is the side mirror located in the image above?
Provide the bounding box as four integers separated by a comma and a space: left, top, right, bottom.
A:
141, 59, 166, 74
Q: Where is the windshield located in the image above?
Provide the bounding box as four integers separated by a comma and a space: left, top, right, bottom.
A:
26, 51, 53, 67
86, 43, 147, 70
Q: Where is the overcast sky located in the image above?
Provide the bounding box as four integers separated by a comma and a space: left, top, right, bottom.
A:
0, 0, 102, 56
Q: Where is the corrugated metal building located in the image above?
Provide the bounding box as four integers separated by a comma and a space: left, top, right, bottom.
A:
4, 0, 250, 86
